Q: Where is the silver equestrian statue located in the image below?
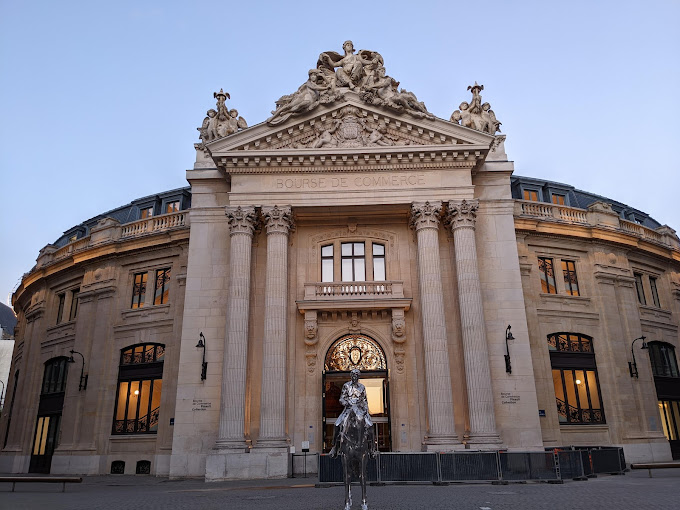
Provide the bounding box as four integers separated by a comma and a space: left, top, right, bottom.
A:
329, 368, 377, 510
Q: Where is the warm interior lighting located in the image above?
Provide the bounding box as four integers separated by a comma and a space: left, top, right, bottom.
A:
575, 379, 582, 385
134, 390, 140, 395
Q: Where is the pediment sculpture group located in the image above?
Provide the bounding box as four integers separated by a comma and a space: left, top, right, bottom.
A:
197, 41, 502, 146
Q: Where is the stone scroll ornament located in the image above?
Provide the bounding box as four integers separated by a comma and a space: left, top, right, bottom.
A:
450, 82, 502, 134
267, 40, 434, 126
197, 89, 248, 145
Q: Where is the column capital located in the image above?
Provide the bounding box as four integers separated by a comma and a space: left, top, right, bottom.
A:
447, 199, 479, 230
410, 201, 442, 231
262, 205, 294, 235
225, 205, 258, 237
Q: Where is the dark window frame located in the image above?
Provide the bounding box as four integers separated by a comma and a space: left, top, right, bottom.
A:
41, 357, 69, 395
3, 370, 19, 447
538, 257, 557, 294
372, 243, 386, 282
131, 272, 148, 309
112, 343, 165, 435
153, 268, 171, 305
548, 333, 605, 425
649, 341, 679, 378
634, 273, 646, 305
56, 293, 65, 325
649, 276, 661, 308
68, 289, 80, 321
562, 260, 580, 296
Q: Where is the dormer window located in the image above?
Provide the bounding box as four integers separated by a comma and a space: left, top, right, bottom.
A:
140, 207, 154, 219
165, 201, 180, 214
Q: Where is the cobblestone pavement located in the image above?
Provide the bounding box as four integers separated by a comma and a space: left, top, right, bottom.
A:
2, 469, 679, 510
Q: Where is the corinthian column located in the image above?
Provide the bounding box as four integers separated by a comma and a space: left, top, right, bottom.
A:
257, 205, 294, 448
410, 201, 459, 448
216, 205, 258, 449
446, 200, 501, 446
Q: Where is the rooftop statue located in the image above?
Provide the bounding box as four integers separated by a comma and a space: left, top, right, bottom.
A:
450, 82, 502, 135
267, 41, 434, 125
197, 89, 248, 144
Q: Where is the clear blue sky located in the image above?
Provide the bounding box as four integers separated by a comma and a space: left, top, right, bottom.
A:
1, 1, 679, 304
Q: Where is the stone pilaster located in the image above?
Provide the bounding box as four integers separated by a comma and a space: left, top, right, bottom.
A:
409, 201, 459, 448
257, 206, 293, 448
447, 200, 501, 446
216, 205, 258, 449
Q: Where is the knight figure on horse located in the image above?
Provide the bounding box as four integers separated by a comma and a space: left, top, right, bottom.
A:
329, 368, 377, 459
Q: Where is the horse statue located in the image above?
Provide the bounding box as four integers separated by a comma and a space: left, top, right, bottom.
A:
329, 368, 377, 510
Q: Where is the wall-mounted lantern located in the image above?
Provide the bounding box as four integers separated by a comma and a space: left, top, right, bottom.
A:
629, 335, 649, 378
505, 325, 515, 374
67, 349, 88, 390
197, 332, 208, 381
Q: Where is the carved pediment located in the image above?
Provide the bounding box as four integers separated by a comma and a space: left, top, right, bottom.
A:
206, 96, 494, 155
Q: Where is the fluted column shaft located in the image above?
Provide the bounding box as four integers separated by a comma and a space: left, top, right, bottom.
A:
410, 202, 458, 445
217, 206, 257, 448
258, 206, 293, 446
447, 200, 500, 445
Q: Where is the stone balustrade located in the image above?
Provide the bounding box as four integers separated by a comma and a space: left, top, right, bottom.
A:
120, 211, 188, 238
35, 211, 190, 269
515, 200, 679, 250
298, 281, 410, 313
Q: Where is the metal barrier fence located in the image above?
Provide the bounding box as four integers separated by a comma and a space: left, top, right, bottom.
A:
317, 448, 624, 483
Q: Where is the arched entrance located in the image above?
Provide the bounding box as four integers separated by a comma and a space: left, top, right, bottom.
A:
322, 334, 391, 452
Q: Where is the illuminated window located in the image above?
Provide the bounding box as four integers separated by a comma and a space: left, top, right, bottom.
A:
548, 333, 604, 424
68, 289, 80, 320
113, 344, 165, 434
321, 245, 334, 282
373, 243, 386, 281
523, 189, 539, 201
551, 194, 566, 205
140, 207, 154, 219
649, 276, 661, 308
658, 400, 680, 442
131, 272, 148, 309
341, 242, 365, 282
538, 257, 557, 294
153, 268, 171, 305
562, 260, 580, 296
165, 201, 180, 214
634, 273, 646, 305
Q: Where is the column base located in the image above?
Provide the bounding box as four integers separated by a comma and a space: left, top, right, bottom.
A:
214, 438, 249, 451
422, 435, 465, 452
464, 432, 503, 449
254, 437, 289, 450
205, 450, 289, 481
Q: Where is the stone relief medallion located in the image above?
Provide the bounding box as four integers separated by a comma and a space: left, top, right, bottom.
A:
325, 334, 387, 372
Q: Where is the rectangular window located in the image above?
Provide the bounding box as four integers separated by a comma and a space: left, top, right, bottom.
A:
634, 273, 646, 305
649, 276, 661, 308
165, 201, 180, 214
373, 243, 386, 281
321, 245, 334, 282
113, 378, 162, 434
538, 257, 557, 294
341, 242, 365, 282
658, 400, 680, 441
523, 189, 539, 201
56, 293, 65, 325
131, 272, 148, 309
552, 368, 604, 424
551, 194, 566, 205
562, 260, 580, 296
140, 207, 154, 219
153, 268, 171, 305
69, 289, 80, 320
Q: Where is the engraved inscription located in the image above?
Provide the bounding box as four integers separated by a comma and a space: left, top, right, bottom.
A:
191, 399, 213, 411
275, 173, 426, 190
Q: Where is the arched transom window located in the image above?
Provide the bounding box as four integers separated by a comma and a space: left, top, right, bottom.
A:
324, 334, 386, 372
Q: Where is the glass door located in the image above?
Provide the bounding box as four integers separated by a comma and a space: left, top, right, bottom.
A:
322, 370, 391, 453
29, 414, 61, 474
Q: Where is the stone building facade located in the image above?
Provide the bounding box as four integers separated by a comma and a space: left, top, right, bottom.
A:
1, 43, 679, 479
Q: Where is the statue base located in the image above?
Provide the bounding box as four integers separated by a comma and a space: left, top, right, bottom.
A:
205, 449, 289, 481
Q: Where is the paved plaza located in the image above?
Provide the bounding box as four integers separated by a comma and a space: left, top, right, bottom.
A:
1, 469, 679, 510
